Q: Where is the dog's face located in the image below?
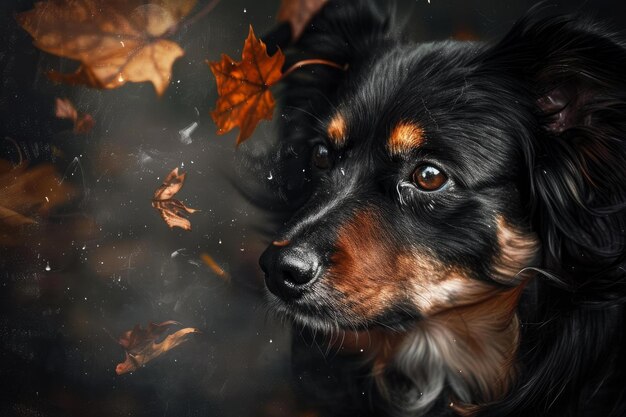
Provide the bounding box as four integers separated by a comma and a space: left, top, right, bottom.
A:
260, 42, 541, 331
254, 3, 626, 415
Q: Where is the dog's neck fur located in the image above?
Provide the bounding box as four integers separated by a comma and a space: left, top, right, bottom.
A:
364, 285, 524, 416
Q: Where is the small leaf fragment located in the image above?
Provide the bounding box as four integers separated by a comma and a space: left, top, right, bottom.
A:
55, 98, 95, 134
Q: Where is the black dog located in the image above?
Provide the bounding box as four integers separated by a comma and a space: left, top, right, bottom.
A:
251, 1, 626, 416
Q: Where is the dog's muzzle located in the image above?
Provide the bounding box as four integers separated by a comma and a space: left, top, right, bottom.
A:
259, 242, 322, 301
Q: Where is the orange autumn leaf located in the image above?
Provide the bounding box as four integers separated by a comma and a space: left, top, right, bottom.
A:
116, 321, 200, 375
277, 0, 328, 41
208, 26, 285, 145
55, 98, 95, 134
152, 167, 198, 230
16, 0, 197, 96
0, 160, 75, 246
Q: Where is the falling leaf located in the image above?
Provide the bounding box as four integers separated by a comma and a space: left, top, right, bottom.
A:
0, 160, 75, 246
16, 0, 197, 95
200, 252, 229, 282
115, 321, 200, 375
55, 98, 95, 134
277, 0, 328, 41
208, 26, 285, 145
152, 167, 198, 230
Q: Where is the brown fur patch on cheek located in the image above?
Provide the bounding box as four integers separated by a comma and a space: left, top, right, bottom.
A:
394, 254, 505, 317
325, 212, 529, 321
326, 209, 462, 320
327, 209, 398, 318
327, 114, 347, 146
492, 216, 540, 284
387, 122, 425, 156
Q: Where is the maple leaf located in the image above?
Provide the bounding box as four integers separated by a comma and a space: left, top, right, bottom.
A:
208, 26, 285, 145
55, 98, 95, 134
0, 160, 75, 246
277, 0, 328, 41
16, 0, 197, 96
152, 167, 198, 230
116, 321, 200, 375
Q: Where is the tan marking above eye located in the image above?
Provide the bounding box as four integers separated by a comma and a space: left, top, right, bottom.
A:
327, 114, 347, 146
388, 122, 425, 156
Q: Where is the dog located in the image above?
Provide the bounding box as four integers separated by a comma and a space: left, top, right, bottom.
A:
249, 1, 626, 416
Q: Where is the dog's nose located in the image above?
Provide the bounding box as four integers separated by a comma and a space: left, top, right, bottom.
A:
259, 243, 321, 300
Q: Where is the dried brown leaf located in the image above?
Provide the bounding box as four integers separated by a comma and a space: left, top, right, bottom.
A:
17, 0, 197, 95
152, 168, 198, 230
116, 321, 200, 375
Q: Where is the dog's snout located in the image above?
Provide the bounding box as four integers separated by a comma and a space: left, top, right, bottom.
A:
260, 243, 321, 301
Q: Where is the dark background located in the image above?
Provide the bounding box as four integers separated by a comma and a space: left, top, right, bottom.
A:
0, 1, 624, 416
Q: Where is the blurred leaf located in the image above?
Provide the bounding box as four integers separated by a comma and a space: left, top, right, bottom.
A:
16, 0, 197, 95
152, 167, 198, 230
277, 0, 327, 41
55, 98, 95, 134
0, 160, 75, 246
116, 321, 200, 375
200, 252, 229, 282
208, 25, 285, 145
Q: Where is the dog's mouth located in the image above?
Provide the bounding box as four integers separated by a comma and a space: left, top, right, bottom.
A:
265, 291, 354, 332
265, 289, 420, 334
266, 290, 418, 356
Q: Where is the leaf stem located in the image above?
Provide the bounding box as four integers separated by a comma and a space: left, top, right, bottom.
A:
278, 59, 348, 83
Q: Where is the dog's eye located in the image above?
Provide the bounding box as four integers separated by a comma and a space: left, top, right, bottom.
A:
311, 144, 331, 169
412, 165, 448, 191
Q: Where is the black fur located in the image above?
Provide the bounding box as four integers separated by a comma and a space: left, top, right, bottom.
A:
246, 1, 626, 416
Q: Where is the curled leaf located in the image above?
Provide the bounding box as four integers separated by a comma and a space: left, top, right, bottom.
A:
152, 168, 198, 230
277, 0, 328, 41
116, 321, 200, 375
208, 25, 285, 145
55, 98, 95, 134
16, 0, 197, 95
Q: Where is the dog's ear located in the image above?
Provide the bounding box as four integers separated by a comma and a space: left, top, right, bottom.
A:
484, 12, 626, 288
